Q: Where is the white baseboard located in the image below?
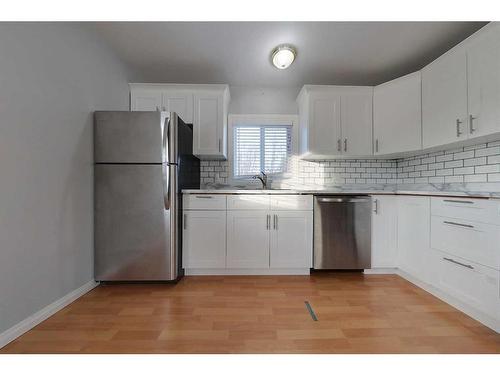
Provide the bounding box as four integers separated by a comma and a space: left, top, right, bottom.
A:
0, 280, 98, 349
363, 268, 398, 274
185, 268, 311, 276
396, 269, 500, 334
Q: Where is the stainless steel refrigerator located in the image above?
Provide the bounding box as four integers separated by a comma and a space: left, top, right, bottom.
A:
94, 111, 200, 281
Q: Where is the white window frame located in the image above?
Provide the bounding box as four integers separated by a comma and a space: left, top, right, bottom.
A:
228, 114, 299, 182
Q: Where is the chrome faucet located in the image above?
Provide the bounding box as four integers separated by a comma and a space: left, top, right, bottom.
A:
252, 171, 268, 189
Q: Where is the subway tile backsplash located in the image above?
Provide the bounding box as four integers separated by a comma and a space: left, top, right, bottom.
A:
199, 140, 500, 189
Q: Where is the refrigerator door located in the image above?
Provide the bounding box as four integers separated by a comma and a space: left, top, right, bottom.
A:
94, 163, 178, 281
94, 111, 166, 164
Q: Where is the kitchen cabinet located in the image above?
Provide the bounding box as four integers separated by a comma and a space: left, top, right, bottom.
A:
183, 210, 226, 268
297, 86, 372, 158
129, 84, 230, 159
373, 72, 422, 155
397, 196, 431, 282
193, 87, 230, 159
270, 210, 313, 268
371, 195, 398, 269
422, 47, 468, 148
130, 88, 162, 111
226, 210, 271, 268
466, 23, 500, 139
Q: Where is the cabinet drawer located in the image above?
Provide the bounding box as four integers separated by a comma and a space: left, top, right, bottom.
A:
431, 197, 500, 225
431, 215, 500, 270
227, 195, 270, 210
270, 195, 313, 210
432, 249, 500, 320
183, 194, 227, 210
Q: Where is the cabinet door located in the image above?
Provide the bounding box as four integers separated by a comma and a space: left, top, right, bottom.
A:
183, 210, 226, 268
308, 92, 342, 156
397, 196, 431, 282
341, 89, 373, 156
467, 24, 500, 139
270, 211, 313, 268
130, 89, 162, 111
422, 48, 468, 148
193, 91, 226, 158
373, 72, 422, 154
162, 91, 193, 124
226, 211, 270, 268
371, 196, 398, 268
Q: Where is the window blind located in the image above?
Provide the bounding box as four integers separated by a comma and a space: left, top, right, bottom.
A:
233, 125, 292, 177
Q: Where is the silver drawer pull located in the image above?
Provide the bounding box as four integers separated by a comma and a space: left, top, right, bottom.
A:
443, 257, 474, 270
443, 199, 474, 204
195, 196, 213, 199
443, 220, 474, 229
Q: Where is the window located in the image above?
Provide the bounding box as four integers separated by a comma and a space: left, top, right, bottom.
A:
233, 124, 292, 178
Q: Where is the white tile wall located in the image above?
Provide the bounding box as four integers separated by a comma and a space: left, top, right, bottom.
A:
199, 140, 500, 188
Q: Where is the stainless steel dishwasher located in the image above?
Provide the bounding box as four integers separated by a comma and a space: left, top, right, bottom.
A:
313, 196, 371, 270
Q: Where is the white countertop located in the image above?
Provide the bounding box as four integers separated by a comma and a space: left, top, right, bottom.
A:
182, 188, 498, 198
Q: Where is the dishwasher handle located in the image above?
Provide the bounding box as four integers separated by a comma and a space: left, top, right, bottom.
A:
315, 196, 371, 203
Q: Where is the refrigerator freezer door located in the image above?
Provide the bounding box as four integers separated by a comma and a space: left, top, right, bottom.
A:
94, 111, 164, 164
94, 164, 178, 281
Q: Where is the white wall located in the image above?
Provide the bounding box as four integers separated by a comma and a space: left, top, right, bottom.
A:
229, 85, 300, 114
0, 23, 131, 334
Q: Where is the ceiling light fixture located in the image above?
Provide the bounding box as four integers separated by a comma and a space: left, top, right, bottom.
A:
271, 44, 296, 70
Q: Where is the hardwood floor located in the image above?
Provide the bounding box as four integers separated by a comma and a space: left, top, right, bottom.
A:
1, 273, 499, 353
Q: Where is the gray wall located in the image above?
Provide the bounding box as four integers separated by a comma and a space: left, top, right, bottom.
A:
229, 85, 299, 114
0, 23, 131, 333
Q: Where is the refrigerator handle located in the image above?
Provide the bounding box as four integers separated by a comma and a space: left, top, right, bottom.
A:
162, 116, 171, 210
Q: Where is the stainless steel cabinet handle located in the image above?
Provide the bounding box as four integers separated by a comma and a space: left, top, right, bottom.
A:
195, 195, 213, 199
373, 199, 378, 214
266, 214, 270, 230
469, 114, 476, 134
218, 139, 221, 152
337, 139, 341, 152
273, 214, 276, 230
443, 199, 474, 204
443, 257, 474, 269
443, 220, 474, 229
183, 214, 187, 230
456, 119, 463, 137
275, 214, 278, 230
344, 138, 347, 152
375, 139, 379, 153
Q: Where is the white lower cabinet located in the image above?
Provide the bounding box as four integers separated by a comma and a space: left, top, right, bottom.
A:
431, 249, 500, 321
182, 210, 226, 268
226, 210, 270, 268
270, 211, 313, 268
397, 196, 431, 283
371, 195, 398, 268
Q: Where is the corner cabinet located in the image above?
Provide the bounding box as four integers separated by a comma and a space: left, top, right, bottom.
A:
130, 84, 230, 159
373, 72, 422, 155
297, 85, 373, 159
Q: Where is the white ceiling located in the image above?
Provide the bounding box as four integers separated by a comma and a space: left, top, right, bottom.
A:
91, 22, 488, 87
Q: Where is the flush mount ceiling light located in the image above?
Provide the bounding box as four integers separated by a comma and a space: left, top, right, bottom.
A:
271, 44, 296, 70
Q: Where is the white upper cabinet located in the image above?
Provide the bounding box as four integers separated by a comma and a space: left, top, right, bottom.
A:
129, 84, 230, 159
373, 72, 422, 155
193, 87, 230, 159
466, 23, 500, 139
341, 87, 373, 156
422, 47, 468, 148
130, 88, 162, 111
162, 90, 193, 124
297, 86, 372, 158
